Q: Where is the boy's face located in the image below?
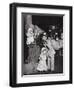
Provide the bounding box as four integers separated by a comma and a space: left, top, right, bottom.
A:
26, 28, 34, 37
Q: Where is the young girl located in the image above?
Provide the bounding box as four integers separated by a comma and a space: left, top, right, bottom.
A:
37, 47, 48, 71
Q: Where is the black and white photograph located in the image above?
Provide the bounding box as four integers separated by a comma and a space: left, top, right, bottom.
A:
10, 3, 72, 87
22, 14, 63, 75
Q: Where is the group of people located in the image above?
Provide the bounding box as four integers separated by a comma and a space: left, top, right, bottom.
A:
36, 32, 55, 72
24, 24, 60, 74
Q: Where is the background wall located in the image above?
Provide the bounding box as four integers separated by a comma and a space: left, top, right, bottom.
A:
0, 0, 74, 89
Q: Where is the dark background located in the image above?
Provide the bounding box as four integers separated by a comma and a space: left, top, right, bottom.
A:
32, 15, 63, 38
32, 15, 63, 31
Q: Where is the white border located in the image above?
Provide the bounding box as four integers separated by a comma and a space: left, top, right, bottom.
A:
16, 7, 70, 83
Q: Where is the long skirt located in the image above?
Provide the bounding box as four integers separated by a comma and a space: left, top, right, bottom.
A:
24, 44, 40, 74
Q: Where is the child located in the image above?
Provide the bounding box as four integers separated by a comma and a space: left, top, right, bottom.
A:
37, 47, 48, 71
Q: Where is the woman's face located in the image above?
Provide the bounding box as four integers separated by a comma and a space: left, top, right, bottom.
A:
26, 28, 34, 37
